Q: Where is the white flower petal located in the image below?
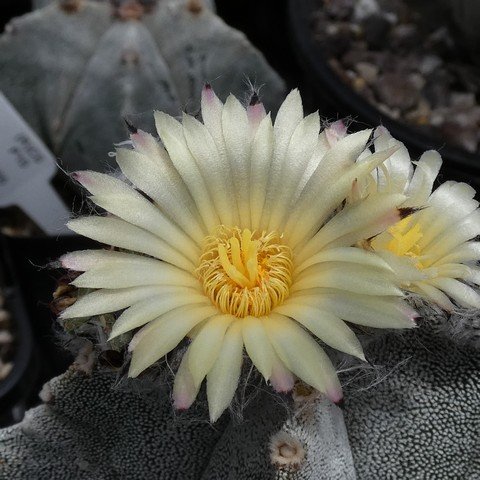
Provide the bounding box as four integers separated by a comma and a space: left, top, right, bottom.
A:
155, 112, 220, 231
292, 263, 402, 297
128, 304, 218, 377
109, 290, 209, 340
187, 314, 235, 387
269, 353, 295, 393
60, 285, 167, 320
222, 95, 252, 227
311, 129, 372, 191
429, 180, 476, 214
404, 150, 442, 206
273, 306, 365, 360
260, 89, 304, 228
294, 121, 348, 204
71, 255, 199, 290
61, 249, 128, 271
425, 210, 480, 261
271, 89, 304, 165
73, 170, 133, 197
373, 126, 412, 193
432, 263, 471, 280
247, 101, 267, 131
295, 246, 392, 276
429, 277, 480, 308
435, 242, 480, 265
201, 84, 225, 151
89, 193, 199, 263
324, 120, 348, 147
289, 290, 417, 329
67, 217, 194, 271
287, 145, 399, 248
264, 313, 342, 403
207, 321, 243, 422
129, 129, 164, 157
267, 112, 320, 232
375, 251, 427, 284
415, 183, 478, 255
242, 316, 275, 380
61, 250, 198, 282
173, 349, 200, 411
249, 114, 274, 230
295, 193, 406, 264
411, 283, 454, 311
273, 89, 304, 142
115, 148, 205, 242
182, 113, 238, 227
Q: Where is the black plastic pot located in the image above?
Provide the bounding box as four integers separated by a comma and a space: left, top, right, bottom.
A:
288, 0, 480, 190
0, 286, 37, 425
0, 234, 95, 425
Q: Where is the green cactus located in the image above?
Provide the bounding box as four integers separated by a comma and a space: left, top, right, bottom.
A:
0, 0, 285, 171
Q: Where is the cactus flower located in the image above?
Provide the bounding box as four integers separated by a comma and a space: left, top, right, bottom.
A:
60, 87, 417, 421
361, 127, 480, 311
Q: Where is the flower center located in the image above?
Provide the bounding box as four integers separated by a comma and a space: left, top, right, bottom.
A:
196, 227, 293, 318
382, 217, 425, 268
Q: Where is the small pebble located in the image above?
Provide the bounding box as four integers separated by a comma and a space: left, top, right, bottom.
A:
0, 361, 13, 380
0, 310, 11, 328
355, 61, 379, 83
353, 0, 380, 22
0, 330, 13, 345
409, 72, 426, 91
376, 73, 420, 111
419, 55, 442, 75
323, 0, 353, 20
405, 99, 431, 125
450, 92, 476, 109
390, 23, 419, 50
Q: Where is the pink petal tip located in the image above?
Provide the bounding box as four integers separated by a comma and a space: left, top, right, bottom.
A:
327, 388, 344, 404
173, 394, 194, 411
326, 120, 347, 146
202, 83, 215, 102
71, 171, 90, 186
247, 102, 266, 127
270, 372, 295, 393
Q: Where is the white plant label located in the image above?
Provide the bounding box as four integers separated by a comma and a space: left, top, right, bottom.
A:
0, 92, 70, 235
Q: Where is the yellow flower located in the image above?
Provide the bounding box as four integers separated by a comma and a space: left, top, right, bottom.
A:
60, 88, 416, 421
364, 127, 480, 311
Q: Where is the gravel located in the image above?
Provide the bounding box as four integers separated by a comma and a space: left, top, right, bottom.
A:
313, 0, 480, 153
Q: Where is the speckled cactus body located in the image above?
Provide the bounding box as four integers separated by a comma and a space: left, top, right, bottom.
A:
1, 320, 479, 479
0, 366, 355, 479
345, 322, 480, 479
0, 0, 285, 170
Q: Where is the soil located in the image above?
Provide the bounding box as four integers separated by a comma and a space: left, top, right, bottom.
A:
312, 0, 480, 153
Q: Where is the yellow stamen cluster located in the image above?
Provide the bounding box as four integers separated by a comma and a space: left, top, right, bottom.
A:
383, 217, 425, 268
196, 226, 293, 317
